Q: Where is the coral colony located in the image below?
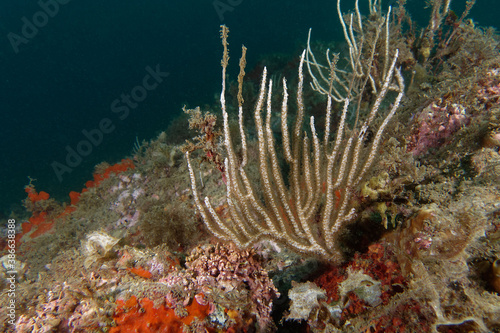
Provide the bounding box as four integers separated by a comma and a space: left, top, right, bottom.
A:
3, 0, 500, 332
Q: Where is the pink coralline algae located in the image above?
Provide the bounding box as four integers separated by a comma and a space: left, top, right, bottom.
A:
407, 100, 469, 156
477, 68, 500, 107
183, 243, 280, 329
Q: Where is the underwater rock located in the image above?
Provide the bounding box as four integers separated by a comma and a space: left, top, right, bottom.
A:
287, 281, 327, 321
82, 231, 120, 269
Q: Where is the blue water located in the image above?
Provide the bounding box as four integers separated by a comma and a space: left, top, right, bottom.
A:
0, 0, 497, 217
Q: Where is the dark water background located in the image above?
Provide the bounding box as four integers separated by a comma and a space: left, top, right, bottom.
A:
0, 0, 497, 217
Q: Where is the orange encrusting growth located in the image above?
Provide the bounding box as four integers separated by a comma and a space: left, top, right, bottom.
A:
25, 187, 50, 202
21, 207, 77, 239
69, 191, 81, 205
18, 159, 135, 241
84, 159, 135, 189
127, 266, 152, 279
110, 294, 211, 333
27, 215, 54, 238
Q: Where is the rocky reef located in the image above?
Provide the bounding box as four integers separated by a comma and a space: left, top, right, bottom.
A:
1, 1, 500, 332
